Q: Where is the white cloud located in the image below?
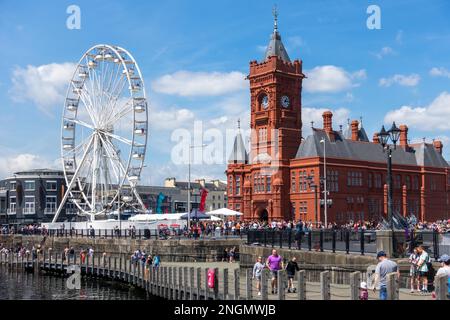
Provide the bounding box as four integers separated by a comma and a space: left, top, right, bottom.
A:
150, 107, 195, 130
151, 71, 247, 97
10, 62, 76, 113
379, 74, 420, 87
372, 46, 395, 59
303, 65, 366, 93
430, 67, 450, 78
302, 107, 351, 136
384, 91, 450, 131
0, 153, 55, 179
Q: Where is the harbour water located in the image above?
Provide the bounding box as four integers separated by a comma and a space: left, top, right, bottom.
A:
0, 265, 153, 300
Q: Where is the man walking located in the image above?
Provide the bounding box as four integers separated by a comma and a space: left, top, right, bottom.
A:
266, 249, 284, 294
372, 251, 399, 300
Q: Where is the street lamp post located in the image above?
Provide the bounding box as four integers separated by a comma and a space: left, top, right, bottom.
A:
320, 138, 328, 228
377, 122, 401, 230
306, 176, 318, 226
187, 144, 207, 230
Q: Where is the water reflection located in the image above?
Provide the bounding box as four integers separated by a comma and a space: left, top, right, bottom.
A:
0, 265, 151, 300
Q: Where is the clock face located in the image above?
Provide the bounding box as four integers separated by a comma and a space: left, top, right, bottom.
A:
261, 95, 269, 109
281, 95, 290, 108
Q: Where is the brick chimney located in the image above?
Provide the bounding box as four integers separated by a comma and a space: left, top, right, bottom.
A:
322, 111, 333, 134
351, 120, 359, 141
373, 133, 380, 144
433, 140, 443, 155
399, 125, 408, 148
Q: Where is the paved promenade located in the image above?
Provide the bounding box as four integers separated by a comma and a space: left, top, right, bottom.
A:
162, 261, 433, 300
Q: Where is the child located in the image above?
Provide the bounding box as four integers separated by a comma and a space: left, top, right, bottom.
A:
252, 256, 265, 296
359, 281, 368, 300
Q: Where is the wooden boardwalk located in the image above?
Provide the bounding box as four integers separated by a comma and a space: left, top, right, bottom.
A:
0, 254, 441, 300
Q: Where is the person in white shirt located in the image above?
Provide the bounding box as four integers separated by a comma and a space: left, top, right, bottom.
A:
433, 254, 450, 299
416, 246, 430, 293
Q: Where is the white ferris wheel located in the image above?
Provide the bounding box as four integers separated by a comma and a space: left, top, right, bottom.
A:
52, 44, 148, 223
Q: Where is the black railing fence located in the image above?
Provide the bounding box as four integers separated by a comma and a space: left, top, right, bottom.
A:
9, 228, 248, 240
247, 229, 377, 255
247, 229, 447, 258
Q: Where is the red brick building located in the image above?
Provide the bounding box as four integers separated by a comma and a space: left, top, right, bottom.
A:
226, 16, 450, 223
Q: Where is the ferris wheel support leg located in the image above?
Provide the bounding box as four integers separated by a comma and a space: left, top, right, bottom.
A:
132, 186, 146, 212
52, 135, 95, 223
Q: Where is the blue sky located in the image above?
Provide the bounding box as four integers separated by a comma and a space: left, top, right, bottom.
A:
0, 0, 449, 184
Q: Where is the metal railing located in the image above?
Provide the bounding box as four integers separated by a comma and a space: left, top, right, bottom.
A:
9, 228, 248, 240
246, 229, 377, 255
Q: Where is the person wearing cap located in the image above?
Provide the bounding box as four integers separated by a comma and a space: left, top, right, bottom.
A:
433, 254, 450, 298
372, 251, 399, 300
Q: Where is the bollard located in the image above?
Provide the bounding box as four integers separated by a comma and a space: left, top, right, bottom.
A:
190, 267, 195, 300
297, 270, 306, 300
277, 270, 286, 300
234, 268, 240, 300
114, 257, 117, 279
108, 257, 112, 278
261, 269, 269, 300
196, 267, 201, 300
223, 268, 229, 300
350, 271, 361, 300
246, 268, 253, 300
320, 271, 331, 300
386, 272, 399, 300
434, 274, 449, 300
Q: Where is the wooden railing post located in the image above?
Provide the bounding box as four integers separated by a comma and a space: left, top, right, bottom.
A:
246, 268, 253, 300
213, 268, 219, 300
349, 271, 361, 300
277, 270, 286, 300
223, 268, 229, 300
434, 274, 449, 300
196, 267, 201, 300
234, 268, 240, 300
386, 272, 399, 300
190, 267, 195, 300
183, 267, 188, 299
204, 268, 209, 300
320, 270, 331, 300
297, 270, 306, 300
261, 269, 269, 300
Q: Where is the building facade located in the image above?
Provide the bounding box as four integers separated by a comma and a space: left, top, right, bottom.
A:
0, 169, 76, 225
164, 178, 227, 212
226, 16, 450, 223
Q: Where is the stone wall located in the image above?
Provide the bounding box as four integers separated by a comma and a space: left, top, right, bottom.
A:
0, 235, 244, 262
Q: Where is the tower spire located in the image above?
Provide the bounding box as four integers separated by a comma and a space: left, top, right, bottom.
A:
272, 4, 278, 33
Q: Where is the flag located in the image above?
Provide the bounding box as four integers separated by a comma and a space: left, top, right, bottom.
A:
199, 188, 208, 213
156, 192, 165, 214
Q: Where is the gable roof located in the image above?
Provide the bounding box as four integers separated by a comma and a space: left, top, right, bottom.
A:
296, 129, 448, 168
